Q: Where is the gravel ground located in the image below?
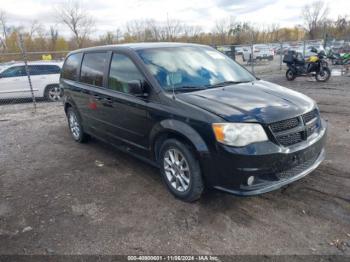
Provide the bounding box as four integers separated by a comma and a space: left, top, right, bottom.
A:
0, 72, 349, 256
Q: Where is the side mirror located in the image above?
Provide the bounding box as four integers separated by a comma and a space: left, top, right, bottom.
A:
128, 80, 147, 97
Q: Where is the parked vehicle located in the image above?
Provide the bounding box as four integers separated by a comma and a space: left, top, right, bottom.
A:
283, 48, 331, 82
242, 44, 274, 62
61, 43, 327, 202
328, 50, 350, 65
216, 46, 235, 60
0, 61, 63, 101
304, 44, 325, 58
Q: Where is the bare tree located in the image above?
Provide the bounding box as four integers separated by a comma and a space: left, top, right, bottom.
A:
115, 28, 123, 43
56, 0, 95, 48
29, 20, 44, 38
0, 9, 8, 50
99, 31, 115, 45
165, 16, 183, 41
302, 0, 329, 39
213, 17, 234, 45
49, 26, 59, 50
146, 19, 161, 41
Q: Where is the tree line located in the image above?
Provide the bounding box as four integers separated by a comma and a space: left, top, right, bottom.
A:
0, 0, 349, 56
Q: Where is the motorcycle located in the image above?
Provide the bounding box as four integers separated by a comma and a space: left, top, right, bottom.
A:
327, 50, 350, 65
283, 47, 331, 82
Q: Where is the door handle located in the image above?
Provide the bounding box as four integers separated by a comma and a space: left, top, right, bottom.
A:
93, 94, 102, 100
103, 97, 113, 103
102, 97, 113, 107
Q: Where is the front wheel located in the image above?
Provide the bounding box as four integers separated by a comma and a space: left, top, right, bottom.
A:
316, 67, 331, 82
159, 139, 204, 202
286, 69, 296, 81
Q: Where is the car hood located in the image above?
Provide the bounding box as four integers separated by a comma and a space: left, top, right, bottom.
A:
176, 80, 315, 124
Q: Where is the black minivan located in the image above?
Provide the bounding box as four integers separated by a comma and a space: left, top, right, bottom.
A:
60, 43, 327, 202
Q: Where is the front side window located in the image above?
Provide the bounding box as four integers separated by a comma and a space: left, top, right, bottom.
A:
1, 66, 26, 78
62, 53, 82, 81
80, 52, 108, 87
108, 53, 145, 93
137, 46, 256, 91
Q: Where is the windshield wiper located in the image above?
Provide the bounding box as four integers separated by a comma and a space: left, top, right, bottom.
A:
171, 86, 207, 92
207, 80, 251, 88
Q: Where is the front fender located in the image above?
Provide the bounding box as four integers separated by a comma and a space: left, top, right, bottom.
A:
149, 119, 209, 155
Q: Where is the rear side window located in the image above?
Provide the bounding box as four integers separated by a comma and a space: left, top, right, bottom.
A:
29, 65, 61, 75
108, 53, 145, 93
80, 52, 108, 87
62, 53, 82, 81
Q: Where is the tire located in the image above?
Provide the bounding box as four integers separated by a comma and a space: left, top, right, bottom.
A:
159, 139, 204, 202
66, 107, 89, 143
45, 85, 63, 102
286, 69, 296, 81
315, 67, 331, 82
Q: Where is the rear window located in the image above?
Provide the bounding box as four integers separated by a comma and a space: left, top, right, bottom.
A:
80, 52, 108, 87
62, 53, 82, 81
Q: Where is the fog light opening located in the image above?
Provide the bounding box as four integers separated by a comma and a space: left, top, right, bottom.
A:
247, 176, 255, 186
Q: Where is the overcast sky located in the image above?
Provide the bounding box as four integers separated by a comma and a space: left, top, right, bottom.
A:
1, 0, 350, 37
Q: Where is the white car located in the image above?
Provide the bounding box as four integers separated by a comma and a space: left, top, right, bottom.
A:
0, 61, 63, 101
242, 44, 274, 62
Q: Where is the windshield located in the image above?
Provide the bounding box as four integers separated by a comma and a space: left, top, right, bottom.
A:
137, 46, 255, 91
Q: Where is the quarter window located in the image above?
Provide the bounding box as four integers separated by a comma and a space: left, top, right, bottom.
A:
108, 54, 145, 93
62, 53, 82, 81
80, 52, 108, 87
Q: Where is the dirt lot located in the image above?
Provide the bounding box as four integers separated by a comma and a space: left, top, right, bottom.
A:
0, 72, 349, 256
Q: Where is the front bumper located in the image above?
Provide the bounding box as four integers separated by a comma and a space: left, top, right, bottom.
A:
205, 119, 327, 196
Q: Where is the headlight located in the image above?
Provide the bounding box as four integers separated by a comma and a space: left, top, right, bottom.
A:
212, 123, 268, 147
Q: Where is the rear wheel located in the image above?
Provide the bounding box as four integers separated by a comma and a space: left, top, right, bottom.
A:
159, 139, 204, 202
66, 107, 89, 143
45, 85, 62, 102
316, 67, 331, 82
286, 69, 296, 81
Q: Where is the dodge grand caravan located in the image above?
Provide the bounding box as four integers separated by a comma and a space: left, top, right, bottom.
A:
60, 43, 327, 202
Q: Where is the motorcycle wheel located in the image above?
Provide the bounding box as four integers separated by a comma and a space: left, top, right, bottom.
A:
286, 69, 296, 81
316, 67, 331, 82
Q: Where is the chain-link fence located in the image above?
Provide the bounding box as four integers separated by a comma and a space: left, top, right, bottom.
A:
0, 34, 69, 113
215, 39, 350, 76
1, 38, 350, 114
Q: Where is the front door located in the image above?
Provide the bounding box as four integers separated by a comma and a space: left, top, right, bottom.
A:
0, 66, 32, 100
96, 53, 155, 152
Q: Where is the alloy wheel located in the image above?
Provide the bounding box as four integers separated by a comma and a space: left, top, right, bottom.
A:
163, 148, 191, 192
69, 112, 80, 140
48, 86, 62, 101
